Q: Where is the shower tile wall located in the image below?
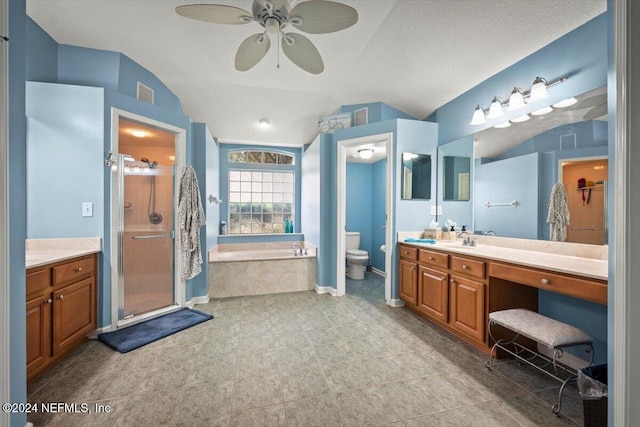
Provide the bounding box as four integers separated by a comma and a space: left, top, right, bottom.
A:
120, 144, 175, 316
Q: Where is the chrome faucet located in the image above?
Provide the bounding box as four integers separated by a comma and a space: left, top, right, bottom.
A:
457, 232, 476, 247
292, 242, 303, 256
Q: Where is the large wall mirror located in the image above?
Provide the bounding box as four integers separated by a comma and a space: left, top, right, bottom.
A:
401, 153, 432, 200
438, 85, 608, 245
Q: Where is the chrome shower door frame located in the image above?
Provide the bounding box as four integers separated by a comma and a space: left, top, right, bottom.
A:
109, 108, 186, 330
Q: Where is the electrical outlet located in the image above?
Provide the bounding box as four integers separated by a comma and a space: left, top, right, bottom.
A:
437, 205, 443, 215
82, 202, 93, 217
430, 206, 437, 216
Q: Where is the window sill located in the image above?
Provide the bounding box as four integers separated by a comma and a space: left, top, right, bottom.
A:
217, 233, 304, 244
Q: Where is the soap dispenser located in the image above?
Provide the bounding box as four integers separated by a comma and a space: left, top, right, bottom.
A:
449, 226, 457, 241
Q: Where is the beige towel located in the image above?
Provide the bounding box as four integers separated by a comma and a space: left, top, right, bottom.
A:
178, 166, 206, 281
547, 182, 570, 241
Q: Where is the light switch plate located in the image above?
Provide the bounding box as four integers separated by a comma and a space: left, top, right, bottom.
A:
437, 205, 443, 215
82, 202, 93, 217
430, 206, 437, 216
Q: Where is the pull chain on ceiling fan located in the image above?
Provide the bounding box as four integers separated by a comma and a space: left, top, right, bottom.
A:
176, 0, 358, 74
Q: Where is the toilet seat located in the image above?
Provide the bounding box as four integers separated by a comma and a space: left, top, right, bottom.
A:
346, 249, 368, 257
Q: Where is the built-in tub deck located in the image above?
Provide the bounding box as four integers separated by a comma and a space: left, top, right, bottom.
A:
208, 242, 317, 298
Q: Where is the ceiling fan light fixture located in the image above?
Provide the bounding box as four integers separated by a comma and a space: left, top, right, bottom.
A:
358, 148, 374, 160
264, 17, 280, 33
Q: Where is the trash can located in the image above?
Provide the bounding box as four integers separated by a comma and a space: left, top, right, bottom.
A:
577, 364, 607, 427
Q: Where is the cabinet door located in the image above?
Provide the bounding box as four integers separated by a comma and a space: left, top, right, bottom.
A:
52, 277, 96, 356
399, 259, 418, 305
417, 266, 448, 322
26, 294, 52, 378
449, 275, 485, 342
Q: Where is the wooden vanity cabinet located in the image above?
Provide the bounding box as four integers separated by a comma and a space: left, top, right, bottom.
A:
26, 254, 97, 381
417, 265, 448, 322
449, 274, 485, 341
399, 249, 418, 306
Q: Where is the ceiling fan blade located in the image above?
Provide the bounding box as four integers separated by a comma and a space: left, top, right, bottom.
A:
281, 33, 324, 74
235, 33, 271, 71
289, 1, 358, 34
583, 103, 608, 120
176, 4, 253, 25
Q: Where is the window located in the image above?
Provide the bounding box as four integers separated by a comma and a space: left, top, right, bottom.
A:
227, 150, 295, 234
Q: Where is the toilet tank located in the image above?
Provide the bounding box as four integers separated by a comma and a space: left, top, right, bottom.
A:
345, 231, 361, 250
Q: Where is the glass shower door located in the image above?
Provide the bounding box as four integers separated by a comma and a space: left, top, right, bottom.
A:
118, 154, 175, 320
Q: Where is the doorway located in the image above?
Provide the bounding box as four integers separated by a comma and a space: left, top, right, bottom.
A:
110, 109, 186, 329
337, 133, 394, 303
560, 157, 608, 245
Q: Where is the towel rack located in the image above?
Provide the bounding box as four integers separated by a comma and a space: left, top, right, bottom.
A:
483, 200, 518, 208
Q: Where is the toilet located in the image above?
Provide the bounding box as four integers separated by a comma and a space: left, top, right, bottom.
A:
345, 231, 369, 280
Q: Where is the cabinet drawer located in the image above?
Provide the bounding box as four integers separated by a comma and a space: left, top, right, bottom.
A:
490, 262, 607, 305
419, 249, 448, 270
450, 256, 485, 280
26, 268, 51, 296
53, 257, 95, 286
399, 245, 418, 261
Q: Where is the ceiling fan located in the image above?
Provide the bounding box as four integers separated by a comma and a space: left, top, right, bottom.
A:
175, 0, 358, 74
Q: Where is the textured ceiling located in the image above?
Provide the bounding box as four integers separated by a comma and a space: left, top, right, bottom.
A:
27, 0, 606, 147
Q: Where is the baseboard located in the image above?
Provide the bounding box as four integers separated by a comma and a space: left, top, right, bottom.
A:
387, 298, 405, 307
88, 325, 112, 339
187, 294, 210, 308
315, 285, 337, 296
371, 267, 386, 277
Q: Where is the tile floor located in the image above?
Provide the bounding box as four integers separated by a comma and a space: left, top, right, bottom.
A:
27, 272, 584, 426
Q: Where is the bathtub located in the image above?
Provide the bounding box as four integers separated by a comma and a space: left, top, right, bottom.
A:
208, 242, 317, 298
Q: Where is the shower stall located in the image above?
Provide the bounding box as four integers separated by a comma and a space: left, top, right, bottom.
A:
111, 113, 186, 328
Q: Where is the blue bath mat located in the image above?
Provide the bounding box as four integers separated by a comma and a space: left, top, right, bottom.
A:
98, 308, 213, 353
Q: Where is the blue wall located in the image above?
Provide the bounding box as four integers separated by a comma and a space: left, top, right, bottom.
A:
371, 159, 386, 271
25, 17, 57, 82
9, 2, 28, 425
346, 162, 373, 258
301, 136, 321, 250
26, 83, 105, 238
339, 102, 416, 124
474, 153, 539, 239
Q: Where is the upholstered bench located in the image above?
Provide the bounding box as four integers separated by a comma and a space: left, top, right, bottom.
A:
485, 308, 594, 415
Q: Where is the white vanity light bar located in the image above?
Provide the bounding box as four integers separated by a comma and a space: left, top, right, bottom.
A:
470, 76, 569, 126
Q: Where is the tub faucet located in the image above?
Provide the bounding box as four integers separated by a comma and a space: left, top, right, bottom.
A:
292, 242, 303, 256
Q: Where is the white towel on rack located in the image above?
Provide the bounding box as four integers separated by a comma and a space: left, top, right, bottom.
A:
547, 182, 570, 242
178, 166, 206, 281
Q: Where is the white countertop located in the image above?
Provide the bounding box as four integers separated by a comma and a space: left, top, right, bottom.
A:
402, 240, 608, 281
26, 238, 101, 269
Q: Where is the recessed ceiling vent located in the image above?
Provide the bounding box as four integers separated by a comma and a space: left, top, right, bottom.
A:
137, 82, 154, 104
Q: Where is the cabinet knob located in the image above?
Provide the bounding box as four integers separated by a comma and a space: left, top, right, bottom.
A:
75, 267, 82, 272
541, 278, 550, 285
462, 264, 469, 269
410, 266, 415, 270
58, 295, 64, 300
428, 256, 434, 260
46, 298, 52, 304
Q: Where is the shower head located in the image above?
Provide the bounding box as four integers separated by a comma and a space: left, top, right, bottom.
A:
140, 158, 158, 169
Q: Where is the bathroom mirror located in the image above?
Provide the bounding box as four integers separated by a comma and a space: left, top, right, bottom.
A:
401, 153, 432, 200
443, 156, 471, 201
438, 85, 608, 244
